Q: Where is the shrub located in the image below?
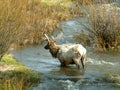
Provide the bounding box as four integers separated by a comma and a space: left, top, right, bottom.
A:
77, 1, 120, 52
74, 0, 120, 52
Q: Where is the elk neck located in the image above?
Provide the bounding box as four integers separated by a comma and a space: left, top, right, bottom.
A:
49, 44, 60, 58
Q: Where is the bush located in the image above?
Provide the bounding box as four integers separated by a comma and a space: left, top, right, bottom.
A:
86, 2, 120, 51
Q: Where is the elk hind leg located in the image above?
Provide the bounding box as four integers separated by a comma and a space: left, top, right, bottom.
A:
73, 59, 80, 69
81, 55, 86, 69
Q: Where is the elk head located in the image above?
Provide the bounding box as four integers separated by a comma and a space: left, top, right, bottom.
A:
44, 34, 56, 49
44, 34, 59, 58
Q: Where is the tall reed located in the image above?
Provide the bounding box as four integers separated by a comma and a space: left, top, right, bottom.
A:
0, 0, 76, 59
0, 0, 26, 59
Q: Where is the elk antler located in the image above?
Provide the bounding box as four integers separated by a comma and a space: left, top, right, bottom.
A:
44, 34, 50, 41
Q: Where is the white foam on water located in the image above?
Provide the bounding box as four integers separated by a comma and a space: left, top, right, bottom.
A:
65, 21, 76, 26
87, 58, 118, 65
58, 80, 77, 90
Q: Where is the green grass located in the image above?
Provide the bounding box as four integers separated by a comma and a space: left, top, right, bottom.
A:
0, 54, 42, 90
1, 54, 31, 73
41, 0, 73, 6
41, 0, 73, 11
2, 54, 21, 65
102, 73, 120, 88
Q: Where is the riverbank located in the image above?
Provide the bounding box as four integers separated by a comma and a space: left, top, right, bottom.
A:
0, 54, 41, 90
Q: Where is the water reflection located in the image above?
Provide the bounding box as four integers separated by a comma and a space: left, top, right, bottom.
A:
51, 66, 85, 76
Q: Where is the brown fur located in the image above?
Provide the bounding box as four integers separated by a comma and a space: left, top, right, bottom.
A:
50, 45, 59, 58
44, 34, 86, 69
44, 40, 60, 58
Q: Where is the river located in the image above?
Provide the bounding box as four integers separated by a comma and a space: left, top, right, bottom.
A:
12, 18, 120, 90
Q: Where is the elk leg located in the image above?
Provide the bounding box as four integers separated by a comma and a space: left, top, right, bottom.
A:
77, 64, 80, 69
60, 61, 67, 67
61, 63, 66, 67
73, 59, 80, 69
81, 55, 86, 69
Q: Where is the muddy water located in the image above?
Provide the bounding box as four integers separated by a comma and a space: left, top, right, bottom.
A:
12, 18, 120, 90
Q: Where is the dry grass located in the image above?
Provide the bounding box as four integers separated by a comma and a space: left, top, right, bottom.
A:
0, 0, 26, 59
74, 31, 90, 47
73, 0, 98, 5
0, 0, 80, 59
0, 54, 41, 90
86, 1, 120, 51
0, 77, 25, 90
74, 0, 120, 52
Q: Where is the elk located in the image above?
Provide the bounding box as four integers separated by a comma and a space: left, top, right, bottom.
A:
44, 34, 87, 69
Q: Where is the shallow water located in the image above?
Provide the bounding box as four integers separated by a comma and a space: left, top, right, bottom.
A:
12, 18, 120, 90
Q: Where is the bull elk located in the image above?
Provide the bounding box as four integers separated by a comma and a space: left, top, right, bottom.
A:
44, 34, 87, 69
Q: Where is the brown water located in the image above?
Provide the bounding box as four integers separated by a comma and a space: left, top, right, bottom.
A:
12, 18, 120, 90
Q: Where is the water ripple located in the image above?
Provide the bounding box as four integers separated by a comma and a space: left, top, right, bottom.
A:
87, 58, 119, 65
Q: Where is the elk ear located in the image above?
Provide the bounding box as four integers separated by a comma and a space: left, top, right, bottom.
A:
44, 34, 50, 42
